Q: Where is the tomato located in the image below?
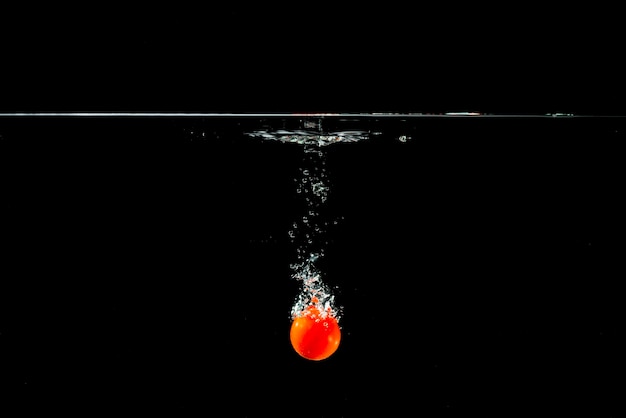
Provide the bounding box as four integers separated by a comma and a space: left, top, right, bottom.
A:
290, 305, 341, 361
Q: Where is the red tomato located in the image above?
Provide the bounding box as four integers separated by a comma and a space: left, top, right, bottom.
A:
290, 305, 341, 361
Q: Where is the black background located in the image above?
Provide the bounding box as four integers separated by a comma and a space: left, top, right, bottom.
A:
1, 4, 625, 115
1, 4, 625, 417
1, 115, 624, 416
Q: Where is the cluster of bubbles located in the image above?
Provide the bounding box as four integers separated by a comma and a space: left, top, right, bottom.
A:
289, 252, 339, 321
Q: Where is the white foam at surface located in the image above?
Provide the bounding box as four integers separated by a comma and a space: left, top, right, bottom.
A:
245, 129, 370, 147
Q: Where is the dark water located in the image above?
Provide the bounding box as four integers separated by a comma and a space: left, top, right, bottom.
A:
1, 114, 624, 416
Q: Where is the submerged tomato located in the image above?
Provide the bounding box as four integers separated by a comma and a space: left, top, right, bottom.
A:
290, 306, 341, 361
